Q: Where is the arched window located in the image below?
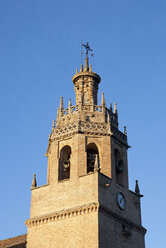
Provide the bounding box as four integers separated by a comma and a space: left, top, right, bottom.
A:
58, 145, 71, 181
114, 149, 124, 186
87, 143, 99, 173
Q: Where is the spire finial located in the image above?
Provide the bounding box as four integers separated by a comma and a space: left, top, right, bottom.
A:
101, 93, 106, 106
60, 96, 63, 111
31, 173, 37, 188
114, 102, 118, 115
101, 93, 106, 113
80, 64, 83, 72
124, 126, 127, 135
110, 103, 112, 112
135, 180, 140, 195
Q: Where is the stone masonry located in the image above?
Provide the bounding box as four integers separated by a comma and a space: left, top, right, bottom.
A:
25, 53, 146, 248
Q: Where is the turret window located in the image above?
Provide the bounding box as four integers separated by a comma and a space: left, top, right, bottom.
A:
87, 143, 99, 173
58, 145, 71, 181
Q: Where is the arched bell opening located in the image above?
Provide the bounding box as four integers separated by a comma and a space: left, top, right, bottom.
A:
87, 143, 99, 173
58, 145, 71, 181
114, 149, 124, 186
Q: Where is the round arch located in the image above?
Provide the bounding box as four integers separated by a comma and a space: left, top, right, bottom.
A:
87, 143, 99, 173
58, 145, 71, 181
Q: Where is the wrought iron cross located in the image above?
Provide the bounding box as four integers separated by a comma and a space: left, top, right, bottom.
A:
82, 42, 93, 58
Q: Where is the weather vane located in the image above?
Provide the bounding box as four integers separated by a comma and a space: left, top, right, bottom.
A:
81, 42, 93, 63
82, 42, 93, 57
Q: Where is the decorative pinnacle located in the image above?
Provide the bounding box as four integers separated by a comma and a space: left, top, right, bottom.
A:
31, 173, 37, 188
124, 126, 127, 135
52, 120, 55, 129
68, 98, 72, 107
101, 93, 106, 106
76, 68, 78, 74
114, 102, 118, 115
135, 180, 140, 195
60, 96, 63, 111
89, 64, 92, 72
80, 64, 83, 72
110, 103, 112, 112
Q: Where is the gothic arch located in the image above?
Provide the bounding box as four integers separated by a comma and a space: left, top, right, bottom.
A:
58, 145, 71, 181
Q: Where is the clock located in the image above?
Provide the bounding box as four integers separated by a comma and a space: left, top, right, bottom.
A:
117, 192, 126, 210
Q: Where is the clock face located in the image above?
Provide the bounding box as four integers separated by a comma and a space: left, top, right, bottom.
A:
117, 193, 126, 210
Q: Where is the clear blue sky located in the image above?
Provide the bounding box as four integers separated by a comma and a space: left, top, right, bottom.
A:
0, 0, 166, 247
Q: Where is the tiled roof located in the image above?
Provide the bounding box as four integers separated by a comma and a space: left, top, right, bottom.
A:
0, 234, 27, 248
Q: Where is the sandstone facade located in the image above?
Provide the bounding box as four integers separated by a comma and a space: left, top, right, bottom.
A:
25, 54, 146, 247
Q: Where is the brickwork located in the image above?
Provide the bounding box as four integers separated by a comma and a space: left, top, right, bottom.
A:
26, 58, 146, 247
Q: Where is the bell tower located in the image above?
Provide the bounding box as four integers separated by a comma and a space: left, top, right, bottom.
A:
26, 45, 146, 248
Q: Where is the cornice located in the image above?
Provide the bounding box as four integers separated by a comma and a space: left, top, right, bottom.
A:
25, 202, 98, 228
46, 120, 130, 154
25, 202, 146, 236
99, 204, 147, 235
72, 71, 101, 84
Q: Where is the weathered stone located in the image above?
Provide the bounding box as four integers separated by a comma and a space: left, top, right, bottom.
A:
25, 54, 146, 248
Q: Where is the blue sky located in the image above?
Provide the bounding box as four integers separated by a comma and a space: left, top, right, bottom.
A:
0, 0, 166, 247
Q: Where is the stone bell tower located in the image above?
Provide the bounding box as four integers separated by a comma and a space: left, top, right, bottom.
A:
25, 45, 146, 248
